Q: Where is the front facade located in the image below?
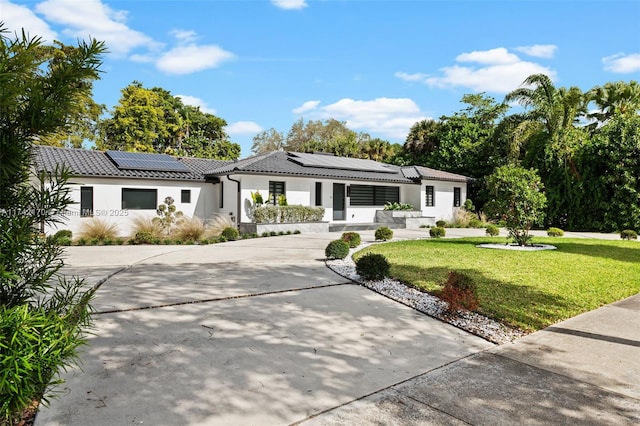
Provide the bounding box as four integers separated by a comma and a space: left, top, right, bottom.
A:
34, 146, 470, 237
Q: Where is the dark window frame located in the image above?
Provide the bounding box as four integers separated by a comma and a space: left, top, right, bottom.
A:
349, 185, 400, 206
181, 189, 191, 204
80, 186, 93, 217
121, 188, 157, 210
315, 182, 322, 206
425, 185, 435, 207
453, 187, 461, 207
219, 182, 224, 208
269, 181, 286, 205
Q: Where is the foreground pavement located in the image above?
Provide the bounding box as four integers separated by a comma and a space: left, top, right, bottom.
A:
37, 230, 640, 425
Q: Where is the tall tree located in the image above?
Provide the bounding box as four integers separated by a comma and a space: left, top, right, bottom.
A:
251, 128, 285, 154
403, 119, 440, 163
587, 80, 640, 125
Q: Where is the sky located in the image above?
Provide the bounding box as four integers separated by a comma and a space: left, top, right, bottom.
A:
2, 0, 640, 157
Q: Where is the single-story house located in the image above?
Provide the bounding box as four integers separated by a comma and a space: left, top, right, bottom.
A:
33, 146, 471, 237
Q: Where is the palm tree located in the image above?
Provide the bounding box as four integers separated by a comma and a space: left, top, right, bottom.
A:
404, 119, 440, 155
587, 81, 640, 124
362, 138, 393, 162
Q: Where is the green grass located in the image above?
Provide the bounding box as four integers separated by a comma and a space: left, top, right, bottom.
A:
354, 237, 640, 332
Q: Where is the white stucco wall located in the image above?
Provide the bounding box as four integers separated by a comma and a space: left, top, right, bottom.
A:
45, 177, 215, 237
420, 181, 467, 221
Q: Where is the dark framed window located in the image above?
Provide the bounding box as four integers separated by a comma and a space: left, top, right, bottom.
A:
315, 182, 322, 206
269, 181, 285, 204
219, 182, 224, 208
122, 188, 157, 210
425, 186, 435, 207
181, 189, 191, 203
453, 187, 461, 207
80, 186, 93, 217
349, 185, 400, 206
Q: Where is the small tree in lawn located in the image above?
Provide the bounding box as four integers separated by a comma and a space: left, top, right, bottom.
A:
485, 166, 547, 246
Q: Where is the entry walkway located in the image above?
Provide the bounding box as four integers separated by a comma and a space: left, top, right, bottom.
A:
36, 230, 640, 425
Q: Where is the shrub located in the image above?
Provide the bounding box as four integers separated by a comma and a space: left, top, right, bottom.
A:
374, 226, 393, 241
221, 227, 239, 241
115, 238, 125, 245
102, 239, 113, 246
436, 220, 447, 228
89, 238, 100, 246
438, 271, 479, 312
450, 208, 476, 228
130, 216, 163, 241
355, 253, 390, 280
270, 231, 277, 236
133, 230, 155, 244
547, 227, 565, 237
155, 196, 183, 234
463, 199, 475, 212
420, 224, 430, 228
429, 227, 446, 238
76, 238, 87, 246
341, 232, 361, 248
52, 229, 72, 242
325, 240, 350, 259
172, 217, 206, 242
293, 230, 301, 234
261, 232, 269, 238
620, 229, 638, 240
253, 205, 325, 223
383, 202, 414, 211
468, 219, 483, 228
79, 218, 119, 241
205, 213, 235, 238
216, 236, 228, 243
486, 224, 500, 237
163, 238, 174, 245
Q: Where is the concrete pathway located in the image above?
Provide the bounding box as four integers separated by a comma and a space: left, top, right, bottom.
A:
36, 230, 640, 425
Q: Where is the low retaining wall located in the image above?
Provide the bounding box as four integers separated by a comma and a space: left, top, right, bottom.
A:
375, 210, 435, 229
240, 222, 329, 234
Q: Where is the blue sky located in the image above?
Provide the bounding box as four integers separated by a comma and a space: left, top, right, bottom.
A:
3, 0, 640, 156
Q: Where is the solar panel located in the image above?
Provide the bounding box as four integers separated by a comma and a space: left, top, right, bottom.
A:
288, 152, 396, 174
106, 150, 190, 172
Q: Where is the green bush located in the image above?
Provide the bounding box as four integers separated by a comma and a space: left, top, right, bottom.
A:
355, 253, 390, 280
463, 199, 475, 212
436, 220, 447, 228
325, 240, 350, 259
293, 230, 301, 234
49, 229, 72, 245
547, 227, 565, 237
216, 236, 228, 243
253, 205, 325, 223
374, 226, 393, 241
429, 227, 446, 238
383, 202, 414, 211
438, 271, 479, 312
486, 224, 500, 237
341, 232, 361, 248
115, 238, 125, 245
134, 230, 155, 244
221, 227, 239, 241
468, 219, 482, 228
620, 229, 638, 240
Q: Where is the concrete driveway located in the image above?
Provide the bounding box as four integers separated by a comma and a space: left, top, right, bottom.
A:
36, 230, 493, 425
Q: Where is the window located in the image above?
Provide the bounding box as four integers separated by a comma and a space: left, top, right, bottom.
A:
181, 189, 191, 204
219, 182, 224, 208
122, 188, 157, 210
349, 185, 400, 206
453, 187, 461, 207
315, 182, 322, 206
80, 186, 93, 217
269, 181, 285, 204
425, 186, 435, 207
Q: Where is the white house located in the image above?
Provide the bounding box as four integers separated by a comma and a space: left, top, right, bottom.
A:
34, 146, 470, 237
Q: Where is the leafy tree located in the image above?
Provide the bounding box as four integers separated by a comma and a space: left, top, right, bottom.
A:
587, 80, 640, 125
251, 128, 285, 154
285, 118, 369, 155
361, 138, 395, 162
404, 119, 440, 163
0, 24, 104, 422
485, 166, 547, 246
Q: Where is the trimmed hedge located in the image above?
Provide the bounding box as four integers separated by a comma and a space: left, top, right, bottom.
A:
221, 227, 239, 241
355, 253, 390, 280
374, 226, 393, 241
547, 227, 565, 237
253, 205, 325, 224
341, 232, 361, 248
325, 240, 350, 259
429, 227, 446, 238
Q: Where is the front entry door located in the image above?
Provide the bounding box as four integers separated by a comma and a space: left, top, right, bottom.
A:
333, 183, 345, 220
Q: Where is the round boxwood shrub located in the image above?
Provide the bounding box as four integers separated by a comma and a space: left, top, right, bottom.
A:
620, 229, 638, 240
374, 226, 393, 241
325, 239, 350, 259
468, 219, 482, 228
134, 230, 154, 244
355, 253, 390, 280
429, 226, 446, 238
341, 232, 361, 248
485, 224, 500, 237
547, 227, 565, 237
436, 220, 447, 228
221, 227, 239, 241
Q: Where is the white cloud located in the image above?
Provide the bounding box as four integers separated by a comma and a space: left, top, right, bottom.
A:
0, 0, 57, 42
227, 121, 263, 135
35, 0, 159, 56
400, 47, 557, 93
156, 44, 234, 74
271, 0, 308, 10
515, 44, 557, 59
602, 53, 640, 73
456, 47, 519, 64
394, 72, 429, 82
292, 100, 321, 114
175, 95, 216, 114
291, 98, 429, 140
170, 29, 198, 44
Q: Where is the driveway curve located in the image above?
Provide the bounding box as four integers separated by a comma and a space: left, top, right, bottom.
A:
36, 230, 493, 425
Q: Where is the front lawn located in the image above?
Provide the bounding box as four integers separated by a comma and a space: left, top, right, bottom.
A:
354, 237, 640, 332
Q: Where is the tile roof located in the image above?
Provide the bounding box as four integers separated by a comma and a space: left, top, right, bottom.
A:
33, 146, 229, 181
205, 151, 415, 184
408, 166, 472, 183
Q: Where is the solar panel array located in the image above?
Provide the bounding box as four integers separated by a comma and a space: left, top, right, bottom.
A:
288, 152, 395, 174
106, 150, 190, 172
